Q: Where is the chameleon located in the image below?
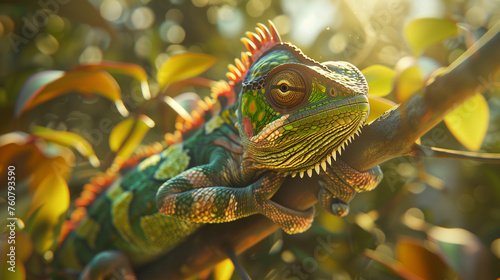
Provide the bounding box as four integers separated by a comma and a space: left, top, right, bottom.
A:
52, 21, 383, 279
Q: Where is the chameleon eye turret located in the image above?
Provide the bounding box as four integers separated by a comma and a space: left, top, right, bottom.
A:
266, 67, 308, 112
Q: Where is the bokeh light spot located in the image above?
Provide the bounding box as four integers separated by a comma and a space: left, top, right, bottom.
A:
272, 14, 291, 35
100, 0, 124, 22
35, 33, 59, 55
192, 0, 209, 8
46, 15, 65, 34
216, 5, 244, 38
491, 239, 500, 259
79, 46, 103, 64
465, 7, 487, 28
328, 33, 347, 54
131, 7, 155, 30
166, 9, 184, 23
167, 25, 186, 44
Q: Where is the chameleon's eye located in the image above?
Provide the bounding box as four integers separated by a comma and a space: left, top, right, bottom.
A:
267, 69, 307, 111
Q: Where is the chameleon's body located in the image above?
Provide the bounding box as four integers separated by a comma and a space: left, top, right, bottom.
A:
53, 21, 382, 278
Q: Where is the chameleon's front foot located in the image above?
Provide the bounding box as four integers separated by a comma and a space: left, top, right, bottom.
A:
156, 167, 314, 234
318, 160, 383, 217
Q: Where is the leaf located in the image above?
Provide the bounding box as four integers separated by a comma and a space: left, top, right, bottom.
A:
1, 260, 25, 280
28, 173, 69, 253
395, 65, 423, 102
427, 226, 490, 280
367, 95, 397, 123
362, 65, 396, 97
157, 53, 216, 88
31, 126, 99, 167
364, 249, 422, 280
17, 230, 34, 263
405, 18, 458, 56
0, 133, 75, 192
1, 227, 30, 280
16, 69, 128, 117
73, 62, 151, 99
15, 71, 65, 116
30, 149, 74, 191
73, 61, 148, 81
444, 94, 489, 151
109, 115, 155, 165
213, 258, 234, 280
396, 237, 452, 280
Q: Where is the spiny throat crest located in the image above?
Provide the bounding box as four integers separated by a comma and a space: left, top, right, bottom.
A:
230, 21, 370, 176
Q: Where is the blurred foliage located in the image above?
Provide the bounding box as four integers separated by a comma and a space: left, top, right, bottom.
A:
0, 0, 500, 279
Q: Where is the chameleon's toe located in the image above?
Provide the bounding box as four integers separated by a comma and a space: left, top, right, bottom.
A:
331, 201, 349, 217
317, 188, 351, 217
259, 200, 315, 234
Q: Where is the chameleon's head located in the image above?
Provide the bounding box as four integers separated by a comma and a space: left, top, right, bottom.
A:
235, 41, 369, 177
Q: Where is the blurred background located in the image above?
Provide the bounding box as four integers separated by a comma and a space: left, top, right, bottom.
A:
1, 0, 500, 279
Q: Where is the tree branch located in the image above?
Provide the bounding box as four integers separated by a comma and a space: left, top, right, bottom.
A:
136, 23, 500, 279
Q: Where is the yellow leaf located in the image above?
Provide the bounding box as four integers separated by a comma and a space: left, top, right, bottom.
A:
444, 94, 489, 151
28, 173, 69, 253
405, 18, 458, 56
213, 258, 235, 280
395, 65, 423, 103
0, 135, 74, 191
1, 261, 25, 280
32, 126, 99, 167
362, 65, 396, 97
109, 115, 155, 165
15, 71, 64, 116
30, 150, 74, 192
73, 61, 148, 81
17, 231, 34, 263
367, 95, 397, 123
16, 69, 128, 117
74, 62, 151, 100
157, 53, 216, 88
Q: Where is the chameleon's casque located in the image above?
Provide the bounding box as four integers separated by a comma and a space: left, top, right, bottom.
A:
52, 21, 382, 279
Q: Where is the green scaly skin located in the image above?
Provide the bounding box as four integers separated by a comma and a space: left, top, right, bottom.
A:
53, 21, 383, 278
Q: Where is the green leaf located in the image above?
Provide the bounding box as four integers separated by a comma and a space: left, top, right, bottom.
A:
109, 114, 155, 165
31, 126, 99, 167
367, 95, 397, 123
157, 52, 216, 88
444, 94, 489, 151
362, 65, 396, 97
16, 69, 128, 117
405, 18, 458, 56
395, 65, 423, 102
28, 173, 69, 253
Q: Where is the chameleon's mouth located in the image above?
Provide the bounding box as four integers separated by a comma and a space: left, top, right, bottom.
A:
247, 95, 369, 176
